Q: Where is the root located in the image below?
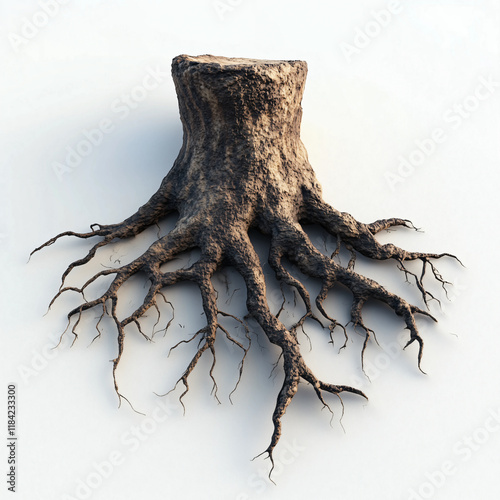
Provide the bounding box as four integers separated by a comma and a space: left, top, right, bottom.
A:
304, 192, 462, 304
225, 232, 369, 463
366, 217, 419, 234
268, 243, 324, 338
33, 202, 457, 473
268, 219, 441, 373
30, 180, 176, 286
315, 280, 348, 350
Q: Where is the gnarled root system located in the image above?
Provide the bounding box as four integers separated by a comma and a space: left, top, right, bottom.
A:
32, 55, 460, 473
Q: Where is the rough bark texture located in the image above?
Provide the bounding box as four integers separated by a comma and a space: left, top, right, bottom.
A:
32, 55, 459, 473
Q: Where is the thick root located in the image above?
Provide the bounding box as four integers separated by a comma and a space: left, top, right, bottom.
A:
33, 198, 457, 473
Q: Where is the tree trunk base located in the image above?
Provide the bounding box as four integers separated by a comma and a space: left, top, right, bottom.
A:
32, 54, 460, 474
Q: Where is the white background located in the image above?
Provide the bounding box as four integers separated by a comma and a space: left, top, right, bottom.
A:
1, 1, 500, 499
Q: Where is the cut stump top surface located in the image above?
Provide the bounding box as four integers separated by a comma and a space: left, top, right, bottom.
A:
173, 54, 307, 72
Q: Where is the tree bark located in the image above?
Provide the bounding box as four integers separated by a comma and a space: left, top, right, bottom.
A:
33, 54, 459, 474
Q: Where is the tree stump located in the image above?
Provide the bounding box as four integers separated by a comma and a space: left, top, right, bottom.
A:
33, 54, 458, 472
